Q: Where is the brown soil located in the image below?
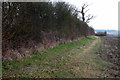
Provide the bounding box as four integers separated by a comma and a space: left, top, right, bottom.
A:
96, 36, 120, 78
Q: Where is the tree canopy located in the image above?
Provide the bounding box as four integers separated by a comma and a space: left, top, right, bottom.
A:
2, 2, 95, 54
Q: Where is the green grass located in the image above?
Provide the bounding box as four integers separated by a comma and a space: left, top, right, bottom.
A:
2, 36, 99, 78
45, 37, 95, 53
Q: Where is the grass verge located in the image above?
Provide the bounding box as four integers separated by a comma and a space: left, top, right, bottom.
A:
3, 36, 111, 78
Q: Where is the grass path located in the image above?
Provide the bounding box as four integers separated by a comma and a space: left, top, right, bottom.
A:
69, 37, 107, 78
2, 36, 111, 78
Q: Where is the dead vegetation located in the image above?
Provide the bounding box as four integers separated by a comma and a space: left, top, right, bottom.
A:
2, 2, 95, 60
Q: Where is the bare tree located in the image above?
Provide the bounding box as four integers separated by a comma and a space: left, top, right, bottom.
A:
80, 3, 94, 23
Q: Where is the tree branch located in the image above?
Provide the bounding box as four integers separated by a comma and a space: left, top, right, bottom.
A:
85, 14, 94, 23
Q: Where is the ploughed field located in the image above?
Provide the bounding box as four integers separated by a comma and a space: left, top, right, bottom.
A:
96, 36, 120, 77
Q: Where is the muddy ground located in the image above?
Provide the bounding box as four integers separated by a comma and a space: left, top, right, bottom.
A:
96, 36, 120, 78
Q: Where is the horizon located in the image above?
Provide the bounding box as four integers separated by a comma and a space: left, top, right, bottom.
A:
94, 29, 118, 30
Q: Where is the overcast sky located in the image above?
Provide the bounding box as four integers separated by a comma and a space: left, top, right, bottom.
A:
3, 0, 119, 30
51, 0, 119, 30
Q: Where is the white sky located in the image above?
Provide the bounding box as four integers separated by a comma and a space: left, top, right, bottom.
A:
51, 0, 119, 30
3, 0, 119, 30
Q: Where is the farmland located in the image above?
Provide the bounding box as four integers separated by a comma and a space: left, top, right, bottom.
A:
96, 36, 120, 77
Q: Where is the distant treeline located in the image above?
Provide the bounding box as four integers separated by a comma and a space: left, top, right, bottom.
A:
2, 2, 95, 60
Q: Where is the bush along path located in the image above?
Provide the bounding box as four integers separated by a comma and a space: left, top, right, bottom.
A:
2, 36, 113, 78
